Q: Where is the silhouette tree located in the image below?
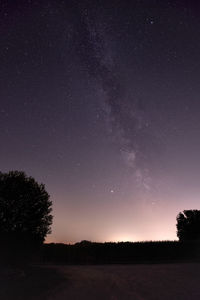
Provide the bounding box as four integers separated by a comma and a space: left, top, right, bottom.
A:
0, 171, 53, 248
176, 210, 200, 242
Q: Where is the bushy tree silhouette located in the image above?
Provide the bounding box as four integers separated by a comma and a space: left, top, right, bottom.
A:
176, 210, 200, 242
0, 171, 53, 247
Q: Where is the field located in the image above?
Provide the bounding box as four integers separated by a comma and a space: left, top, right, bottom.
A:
1, 263, 200, 299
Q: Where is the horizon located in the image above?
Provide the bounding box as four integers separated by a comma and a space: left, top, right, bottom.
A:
45, 238, 179, 245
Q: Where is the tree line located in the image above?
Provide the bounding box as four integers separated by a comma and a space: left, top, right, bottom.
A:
0, 170, 200, 264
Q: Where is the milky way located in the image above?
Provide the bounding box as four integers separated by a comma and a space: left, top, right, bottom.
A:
68, 2, 160, 191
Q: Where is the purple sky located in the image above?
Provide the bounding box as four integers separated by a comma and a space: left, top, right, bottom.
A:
1, 0, 200, 243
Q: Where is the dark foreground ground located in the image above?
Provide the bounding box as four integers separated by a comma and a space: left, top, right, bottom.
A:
1, 263, 200, 300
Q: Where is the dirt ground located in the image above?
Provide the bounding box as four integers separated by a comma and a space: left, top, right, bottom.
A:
47, 263, 200, 300
2, 263, 200, 299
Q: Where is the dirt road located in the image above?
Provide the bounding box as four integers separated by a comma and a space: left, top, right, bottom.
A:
45, 263, 200, 300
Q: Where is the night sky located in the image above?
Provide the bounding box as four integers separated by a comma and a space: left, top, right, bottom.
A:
1, 0, 200, 243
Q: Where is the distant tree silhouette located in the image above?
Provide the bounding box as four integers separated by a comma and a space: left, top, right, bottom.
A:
176, 210, 200, 242
0, 171, 53, 250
